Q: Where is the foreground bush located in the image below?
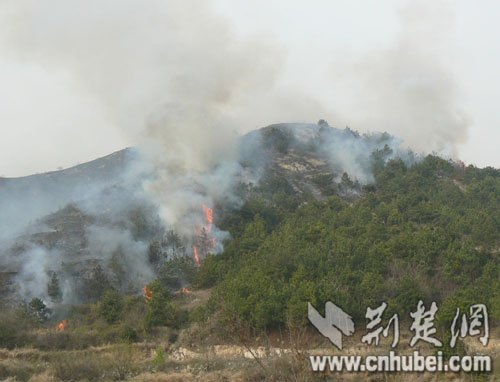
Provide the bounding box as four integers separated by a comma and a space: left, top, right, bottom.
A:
52, 352, 105, 381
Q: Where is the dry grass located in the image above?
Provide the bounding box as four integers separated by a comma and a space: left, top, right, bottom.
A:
174, 289, 212, 311
0, 348, 41, 361
0, 328, 499, 382
0, 358, 40, 382
27, 370, 57, 382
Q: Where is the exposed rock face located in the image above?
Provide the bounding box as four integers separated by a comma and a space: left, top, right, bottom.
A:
263, 145, 334, 199
241, 123, 364, 200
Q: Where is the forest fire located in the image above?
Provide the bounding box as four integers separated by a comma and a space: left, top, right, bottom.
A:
174, 287, 191, 295
56, 320, 67, 332
143, 285, 153, 303
193, 245, 200, 265
203, 204, 214, 227
192, 204, 216, 265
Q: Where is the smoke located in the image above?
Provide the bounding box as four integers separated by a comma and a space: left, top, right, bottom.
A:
0, 149, 137, 242
0, 0, 469, 195
85, 225, 154, 287
0, 0, 470, 168
0, 0, 326, 231
13, 246, 54, 303
0, 151, 157, 305
317, 128, 411, 185
330, 1, 469, 158
0, 0, 472, 306
0, 0, 326, 164
257, 122, 418, 186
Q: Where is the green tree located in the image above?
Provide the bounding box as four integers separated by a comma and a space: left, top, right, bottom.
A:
143, 279, 180, 332
47, 272, 62, 303
98, 290, 123, 323
82, 265, 112, 302
28, 297, 50, 323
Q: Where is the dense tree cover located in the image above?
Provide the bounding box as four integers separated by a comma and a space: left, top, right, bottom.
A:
2, 153, 499, 356
196, 156, 500, 333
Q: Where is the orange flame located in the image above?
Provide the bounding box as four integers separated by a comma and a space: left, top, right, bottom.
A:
56, 320, 67, 332
193, 245, 200, 265
203, 204, 214, 225
193, 204, 216, 264
143, 285, 153, 303
175, 287, 191, 295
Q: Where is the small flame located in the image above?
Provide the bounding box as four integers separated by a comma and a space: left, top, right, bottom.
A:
203, 204, 214, 225
192, 204, 216, 265
175, 287, 191, 294
143, 285, 153, 303
193, 245, 200, 265
56, 320, 67, 332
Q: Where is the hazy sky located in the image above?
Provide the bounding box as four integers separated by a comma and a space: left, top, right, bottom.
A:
0, 0, 499, 177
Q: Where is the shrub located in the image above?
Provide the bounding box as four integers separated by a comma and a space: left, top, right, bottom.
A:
120, 326, 138, 343
142, 279, 182, 332
0, 323, 16, 349
262, 126, 294, 154
158, 256, 197, 290
15, 298, 50, 327
29, 298, 50, 323
81, 265, 113, 302
99, 290, 123, 324
0, 360, 37, 382
151, 346, 165, 369
108, 345, 138, 380
34, 332, 71, 351
52, 352, 105, 381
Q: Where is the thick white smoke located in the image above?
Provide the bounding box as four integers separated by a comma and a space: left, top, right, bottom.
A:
329, 1, 469, 158
0, 0, 472, 306
0, 1, 469, 218
0, 0, 325, 233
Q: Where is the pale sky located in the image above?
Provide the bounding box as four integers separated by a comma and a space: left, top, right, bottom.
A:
0, 0, 499, 177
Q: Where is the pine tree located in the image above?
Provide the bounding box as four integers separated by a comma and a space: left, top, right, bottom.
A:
47, 272, 62, 303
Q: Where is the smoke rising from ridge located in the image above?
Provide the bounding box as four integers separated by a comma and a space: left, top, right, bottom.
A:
0, 0, 469, 169
0, 1, 474, 306
330, 1, 469, 158
0, 0, 326, 234
0, 0, 325, 172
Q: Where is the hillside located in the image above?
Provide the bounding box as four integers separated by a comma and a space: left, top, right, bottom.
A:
0, 122, 398, 306
203, 155, 500, 329
0, 123, 499, 381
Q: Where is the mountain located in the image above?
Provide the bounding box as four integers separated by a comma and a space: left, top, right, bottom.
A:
1, 123, 500, 380
0, 122, 446, 307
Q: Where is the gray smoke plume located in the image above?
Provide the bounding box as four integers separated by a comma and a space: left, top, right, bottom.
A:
0, 0, 471, 306
330, 1, 469, 158
317, 128, 415, 185
0, 0, 325, 231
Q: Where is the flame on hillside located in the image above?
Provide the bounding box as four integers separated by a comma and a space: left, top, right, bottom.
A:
203, 204, 214, 226
192, 204, 216, 265
174, 287, 191, 295
56, 320, 67, 332
193, 245, 200, 265
143, 285, 153, 303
